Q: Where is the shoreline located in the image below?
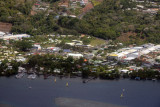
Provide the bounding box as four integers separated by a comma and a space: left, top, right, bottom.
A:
1, 74, 160, 82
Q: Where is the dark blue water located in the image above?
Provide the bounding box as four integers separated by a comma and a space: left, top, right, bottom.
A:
0, 76, 160, 107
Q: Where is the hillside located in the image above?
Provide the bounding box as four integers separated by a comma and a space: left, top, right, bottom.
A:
0, 0, 160, 45
58, 0, 160, 44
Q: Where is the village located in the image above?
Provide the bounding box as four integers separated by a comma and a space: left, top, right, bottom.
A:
0, 29, 160, 81
0, 0, 160, 81
31, 0, 160, 19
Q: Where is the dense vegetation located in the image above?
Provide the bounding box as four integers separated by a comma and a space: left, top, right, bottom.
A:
14, 40, 32, 52
1, 0, 160, 44
1, 54, 160, 80
58, 0, 160, 44
0, 59, 21, 76
0, 0, 62, 35
41, 0, 59, 2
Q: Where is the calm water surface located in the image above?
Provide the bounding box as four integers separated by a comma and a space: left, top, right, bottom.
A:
0, 76, 160, 107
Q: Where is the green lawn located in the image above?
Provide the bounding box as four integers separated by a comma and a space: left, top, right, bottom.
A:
90, 0, 101, 6
42, 43, 55, 48
90, 38, 106, 46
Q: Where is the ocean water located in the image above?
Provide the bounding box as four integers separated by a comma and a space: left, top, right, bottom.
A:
0, 76, 160, 107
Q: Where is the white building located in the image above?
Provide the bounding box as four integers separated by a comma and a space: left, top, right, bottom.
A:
0, 34, 30, 40
67, 53, 83, 59
33, 44, 41, 50
0, 31, 5, 36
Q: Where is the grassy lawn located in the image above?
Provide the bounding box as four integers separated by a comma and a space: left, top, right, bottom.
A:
90, 0, 101, 6
90, 38, 106, 46
42, 43, 55, 48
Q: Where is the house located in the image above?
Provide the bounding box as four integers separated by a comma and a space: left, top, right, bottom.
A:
0, 31, 5, 36
108, 53, 118, 60
67, 53, 83, 59
72, 40, 83, 43
54, 69, 61, 73
66, 42, 75, 46
63, 49, 72, 53
61, 35, 67, 37
33, 44, 41, 50
58, 0, 69, 8
84, 53, 94, 59
18, 67, 26, 73
69, 15, 77, 18
137, 5, 144, 9
68, 35, 73, 37
120, 69, 129, 73
80, 0, 88, 5
52, 47, 61, 52
16, 57, 26, 62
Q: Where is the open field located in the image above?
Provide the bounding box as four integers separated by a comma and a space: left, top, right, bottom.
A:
90, 37, 106, 46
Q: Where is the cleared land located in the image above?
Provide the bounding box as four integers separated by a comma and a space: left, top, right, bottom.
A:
90, 38, 106, 46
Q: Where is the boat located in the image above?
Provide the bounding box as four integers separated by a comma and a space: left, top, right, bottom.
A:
135, 77, 140, 80
123, 89, 125, 92
28, 86, 32, 89
66, 82, 68, 87
120, 93, 124, 98
152, 78, 157, 81
15, 73, 24, 79
54, 78, 56, 83
27, 73, 37, 79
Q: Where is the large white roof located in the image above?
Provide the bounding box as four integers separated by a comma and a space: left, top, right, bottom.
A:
0, 31, 5, 35
117, 53, 125, 57
121, 69, 129, 73
68, 53, 83, 57
0, 34, 30, 40
124, 57, 136, 61
133, 47, 143, 50
141, 49, 150, 54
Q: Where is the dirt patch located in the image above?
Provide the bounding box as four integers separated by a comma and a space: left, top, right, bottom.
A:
0, 22, 12, 33
116, 32, 137, 43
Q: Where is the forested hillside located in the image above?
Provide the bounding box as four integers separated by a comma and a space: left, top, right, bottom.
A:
0, 0, 160, 44
58, 0, 160, 44
0, 0, 62, 35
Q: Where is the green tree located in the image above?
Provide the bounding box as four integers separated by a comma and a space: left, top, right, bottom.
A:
15, 40, 32, 52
